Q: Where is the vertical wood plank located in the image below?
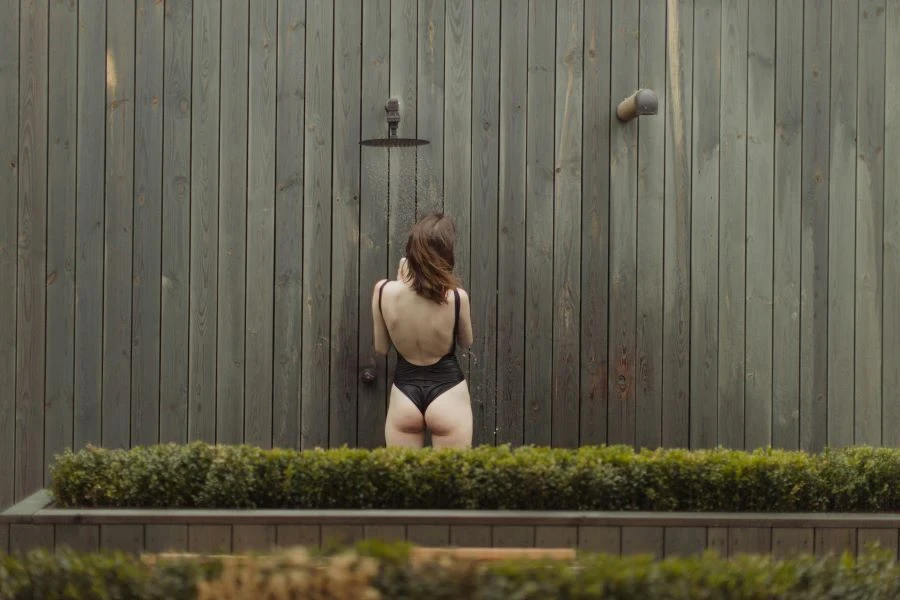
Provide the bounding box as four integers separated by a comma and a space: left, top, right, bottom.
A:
0, 524, 8, 553
159, 0, 192, 444
273, 0, 306, 450
357, 0, 390, 449
885, 0, 900, 446
492, 526, 535, 548
664, 527, 707, 557
689, 0, 720, 449
621, 526, 664, 558
524, 0, 556, 446
300, 0, 333, 449
216, 0, 249, 446
9, 525, 53, 554
450, 525, 491, 547
854, 0, 886, 446
634, 0, 666, 450
858, 528, 898, 559
245, 0, 277, 448
442, 0, 473, 386
535, 526, 577, 549
608, 0, 639, 447
408, 525, 450, 547
707, 527, 728, 556
662, 0, 693, 448
16, 0, 48, 498
470, 0, 500, 446
364, 525, 407, 543
321, 525, 364, 549
44, 0, 77, 481
496, 0, 527, 446
55, 525, 100, 553
131, 0, 165, 448
826, 0, 858, 448
0, 0, 17, 513
187, 0, 220, 444
717, 0, 748, 449
416, 0, 445, 216
772, 528, 814, 558
578, 527, 620, 554
101, 525, 145, 555
233, 525, 277, 552
329, 0, 362, 447
188, 525, 232, 553
551, 0, 584, 448
815, 528, 857, 557
772, 0, 803, 449
728, 527, 772, 556
799, 0, 830, 453
102, 0, 135, 450
277, 525, 321, 549
145, 525, 189, 553
744, 0, 776, 450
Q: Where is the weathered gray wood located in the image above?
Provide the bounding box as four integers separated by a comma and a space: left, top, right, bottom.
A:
689, 0, 721, 449
825, 0, 858, 449
492, 526, 534, 548
450, 525, 492, 547
858, 528, 898, 559
815, 528, 857, 557
101, 1, 135, 451
0, 524, 7, 553
621, 527, 664, 558
578, 527, 620, 554
799, 0, 830, 453
416, 0, 444, 216
144, 525, 189, 553
662, 0, 693, 448
469, 0, 500, 446
551, 0, 584, 448
608, 0, 639, 447
408, 525, 451, 547
772, 0, 803, 450
9, 525, 53, 554
16, 0, 48, 501
744, 0, 776, 450
0, 0, 16, 514
245, 0, 277, 448
442, 0, 473, 386
496, 0, 527, 446
130, 0, 165, 449
717, 0, 748, 449
535, 526, 577, 549
771, 528, 813, 558
44, 0, 77, 482
364, 525, 407, 543
854, 0, 886, 446
101, 525, 145, 554
233, 525, 277, 552
321, 525, 364, 548
634, 0, 666, 449
2, 490, 52, 520
728, 527, 771, 556
300, 0, 333, 449
885, 0, 900, 447
664, 527, 707, 557
55, 525, 100, 553
159, 0, 192, 445
329, 0, 362, 448
277, 525, 321, 549
273, 0, 306, 450
524, 0, 557, 446
188, 525, 232, 553
187, 0, 220, 444
707, 527, 728, 556
356, 0, 390, 449
216, 0, 249, 446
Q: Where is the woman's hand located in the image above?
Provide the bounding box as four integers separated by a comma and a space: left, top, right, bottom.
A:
397, 256, 408, 280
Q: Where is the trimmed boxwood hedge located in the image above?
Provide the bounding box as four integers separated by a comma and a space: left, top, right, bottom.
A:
48, 442, 900, 511
4, 542, 900, 599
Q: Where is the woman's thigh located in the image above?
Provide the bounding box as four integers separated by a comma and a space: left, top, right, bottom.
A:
424, 380, 472, 449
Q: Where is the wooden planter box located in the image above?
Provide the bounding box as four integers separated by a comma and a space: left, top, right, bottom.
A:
3, 490, 899, 560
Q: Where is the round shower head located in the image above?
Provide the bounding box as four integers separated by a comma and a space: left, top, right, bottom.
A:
360, 137, 430, 148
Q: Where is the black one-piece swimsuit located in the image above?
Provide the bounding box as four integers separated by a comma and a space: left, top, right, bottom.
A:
378, 281, 466, 415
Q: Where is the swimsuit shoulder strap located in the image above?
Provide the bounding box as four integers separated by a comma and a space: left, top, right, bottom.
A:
451, 288, 460, 352
378, 280, 389, 315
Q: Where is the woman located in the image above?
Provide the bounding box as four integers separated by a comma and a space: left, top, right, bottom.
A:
371, 212, 474, 449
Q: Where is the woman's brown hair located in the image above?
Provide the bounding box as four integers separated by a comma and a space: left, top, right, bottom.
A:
403, 212, 461, 304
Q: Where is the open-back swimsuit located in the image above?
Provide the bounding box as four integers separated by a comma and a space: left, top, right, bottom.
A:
378, 281, 466, 415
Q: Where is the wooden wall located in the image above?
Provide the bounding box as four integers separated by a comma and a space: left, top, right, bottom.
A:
1, 0, 898, 508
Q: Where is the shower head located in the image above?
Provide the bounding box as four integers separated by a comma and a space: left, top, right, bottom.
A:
359, 97, 430, 148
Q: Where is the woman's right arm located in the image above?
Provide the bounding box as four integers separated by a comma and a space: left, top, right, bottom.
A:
456, 288, 474, 349
372, 279, 391, 355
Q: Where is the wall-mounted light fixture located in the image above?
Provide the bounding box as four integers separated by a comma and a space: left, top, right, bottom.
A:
616, 89, 659, 122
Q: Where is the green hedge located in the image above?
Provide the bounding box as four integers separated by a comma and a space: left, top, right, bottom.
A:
4, 542, 900, 600
48, 442, 900, 511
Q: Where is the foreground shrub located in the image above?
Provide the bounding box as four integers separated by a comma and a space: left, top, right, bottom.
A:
4, 542, 900, 600
47, 442, 900, 511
